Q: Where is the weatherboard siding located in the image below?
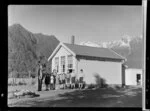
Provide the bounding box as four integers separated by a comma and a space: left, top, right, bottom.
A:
51, 46, 75, 74
125, 68, 142, 85
77, 59, 122, 84
51, 44, 124, 85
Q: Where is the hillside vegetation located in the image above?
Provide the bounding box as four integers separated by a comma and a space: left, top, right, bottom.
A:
8, 24, 59, 77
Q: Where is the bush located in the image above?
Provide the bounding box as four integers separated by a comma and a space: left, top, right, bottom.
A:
30, 72, 37, 78
115, 85, 122, 89
94, 73, 107, 88
18, 81, 27, 85
31, 79, 36, 85
87, 84, 96, 89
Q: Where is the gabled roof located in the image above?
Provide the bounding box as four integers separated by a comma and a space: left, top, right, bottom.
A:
48, 42, 126, 61
64, 43, 126, 60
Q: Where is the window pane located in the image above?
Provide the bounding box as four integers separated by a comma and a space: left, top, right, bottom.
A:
61, 56, 65, 73
55, 57, 59, 73
68, 55, 73, 70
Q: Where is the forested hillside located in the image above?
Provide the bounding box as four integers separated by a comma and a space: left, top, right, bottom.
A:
8, 24, 59, 77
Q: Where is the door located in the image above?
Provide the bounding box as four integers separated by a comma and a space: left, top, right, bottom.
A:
136, 74, 141, 85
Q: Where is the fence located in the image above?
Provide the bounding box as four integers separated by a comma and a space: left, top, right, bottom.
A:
8, 77, 38, 86
8, 71, 37, 78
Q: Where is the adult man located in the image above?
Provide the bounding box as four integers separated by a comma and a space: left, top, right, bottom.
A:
71, 69, 76, 89
78, 69, 85, 89
38, 64, 43, 91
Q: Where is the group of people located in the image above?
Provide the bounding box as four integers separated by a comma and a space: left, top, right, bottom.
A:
44, 69, 85, 91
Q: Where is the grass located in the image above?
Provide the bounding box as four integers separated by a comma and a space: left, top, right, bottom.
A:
8, 85, 142, 107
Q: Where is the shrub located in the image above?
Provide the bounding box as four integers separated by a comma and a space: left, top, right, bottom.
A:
115, 85, 122, 89
18, 81, 27, 85
30, 72, 37, 78
87, 84, 96, 89
8, 82, 13, 86
31, 79, 36, 85
94, 73, 107, 88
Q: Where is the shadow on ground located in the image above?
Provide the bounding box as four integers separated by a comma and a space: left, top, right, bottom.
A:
12, 86, 142, 107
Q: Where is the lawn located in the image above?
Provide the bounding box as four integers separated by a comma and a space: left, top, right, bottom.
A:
8, 85, 142, 107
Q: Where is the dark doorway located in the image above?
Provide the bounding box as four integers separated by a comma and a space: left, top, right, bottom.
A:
136, 74, 141, 85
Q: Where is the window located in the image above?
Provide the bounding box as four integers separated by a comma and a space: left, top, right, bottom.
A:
68, 55, 73, 72
136, 74, 141, 85
61, 56, 66, 73
55, 57, 59, 73
137, 74, 141, 81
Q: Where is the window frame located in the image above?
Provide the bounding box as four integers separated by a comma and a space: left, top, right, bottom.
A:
67, 55, 73, 71
61, 56, 66, 73
55, 57, 59, 73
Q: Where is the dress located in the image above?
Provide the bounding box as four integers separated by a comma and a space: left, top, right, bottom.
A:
45, 74, 50, 85
71, 72, 76, 84
78, 72, 85, 83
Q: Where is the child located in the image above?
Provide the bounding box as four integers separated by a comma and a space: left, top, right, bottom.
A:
45, 73, 50, 91
71, 69, 76, 89
62, 73, 66, 89
50, 74, 55, 90
55, 73, 59, 89
78, 69, 85, 89
66, 70, 71, 89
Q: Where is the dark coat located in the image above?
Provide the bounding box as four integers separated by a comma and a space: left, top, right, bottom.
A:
45, 74, 50, 84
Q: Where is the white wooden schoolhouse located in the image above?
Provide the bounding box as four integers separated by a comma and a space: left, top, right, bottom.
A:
48, 37, 127, 85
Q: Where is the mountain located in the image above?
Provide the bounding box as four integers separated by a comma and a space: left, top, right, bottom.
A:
79, 35, 143, 69
8, 24, 59, 75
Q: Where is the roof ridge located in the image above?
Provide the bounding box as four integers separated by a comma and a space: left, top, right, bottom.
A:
64, 43, 108, 49
108, 48, 127, 61
63, 43, 125, 60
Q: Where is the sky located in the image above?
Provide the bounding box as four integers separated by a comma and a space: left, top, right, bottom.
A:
8, 5, 142, 44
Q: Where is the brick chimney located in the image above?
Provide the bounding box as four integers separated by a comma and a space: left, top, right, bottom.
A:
71, 35, 75, 44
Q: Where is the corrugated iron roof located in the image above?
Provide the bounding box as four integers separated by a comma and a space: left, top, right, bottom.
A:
64, 43, 125, 60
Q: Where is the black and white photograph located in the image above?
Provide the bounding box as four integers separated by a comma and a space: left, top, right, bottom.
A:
8, 5, 144, 107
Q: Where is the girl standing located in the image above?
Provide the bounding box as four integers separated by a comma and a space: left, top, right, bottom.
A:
78, 69, 85, 89
71, 69, 76, 89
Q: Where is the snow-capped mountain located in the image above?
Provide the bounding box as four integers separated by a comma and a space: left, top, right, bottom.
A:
80, 41, 100, 47
79, 35, 143, 69
79, 35, 142, 49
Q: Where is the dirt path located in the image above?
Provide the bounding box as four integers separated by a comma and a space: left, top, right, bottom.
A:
8, 89, 77, 106
8, 86, 142, 107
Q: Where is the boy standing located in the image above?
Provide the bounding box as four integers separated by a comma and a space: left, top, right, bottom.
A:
78, 69, 85, 89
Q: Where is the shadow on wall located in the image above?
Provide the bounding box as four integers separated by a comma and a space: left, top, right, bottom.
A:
93, 73, 108, 88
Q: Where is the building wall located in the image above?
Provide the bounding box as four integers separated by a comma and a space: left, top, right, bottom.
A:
125, 68, 142, 85
77, 59, 122, 84
51, 46, 76, 74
